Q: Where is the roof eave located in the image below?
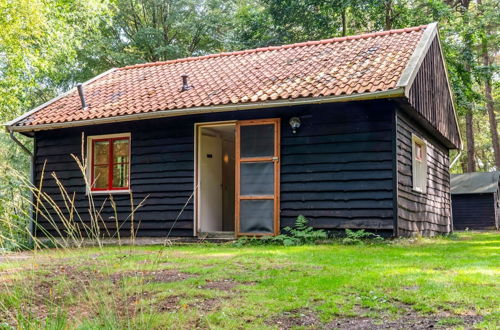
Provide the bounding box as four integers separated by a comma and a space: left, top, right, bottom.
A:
3, 68, 118, 130
7, 88, 405, 133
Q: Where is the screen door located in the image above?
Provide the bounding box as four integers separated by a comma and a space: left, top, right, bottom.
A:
235, 118, 280, 236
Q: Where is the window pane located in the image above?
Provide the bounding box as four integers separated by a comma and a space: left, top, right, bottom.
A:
113, 139, 129, 163
239, 200, 274, 233
112, 164, 129, 188
240, 124, 274, 158
93, 165, 108, 189
415, 143, 423, 161
93, 141, 109, 165
240, 162, 274, 195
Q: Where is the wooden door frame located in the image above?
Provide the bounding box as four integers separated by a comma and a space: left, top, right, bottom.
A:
235, 118, 281, 236
194, 121, 236, 236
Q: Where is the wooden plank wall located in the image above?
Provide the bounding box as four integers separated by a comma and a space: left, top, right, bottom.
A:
396, 110, 452, 236
34, 117, 196, 237
279, 103, 395, 231
33, 100, 396, 238
408, 37, 461, 149
452, 194, 497, 230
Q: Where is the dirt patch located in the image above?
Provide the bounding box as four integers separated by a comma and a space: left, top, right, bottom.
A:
156, 295, 223, 314
267, 306, 484, 330
0, 252, 34, 263
202, 279, 257, 291
328, 313, 483, 329
115, 290, 155, 318
0, 265, 100, 326
110, 269, 196, 284
202, 279, 238, 291
269, 308, 320, 329
157, 295, 184, 312
189, 297, 222, 313
2, 264, 179, 325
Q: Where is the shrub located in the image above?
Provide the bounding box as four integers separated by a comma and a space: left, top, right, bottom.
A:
341, 229, 383, 245
235, 215, 327, 246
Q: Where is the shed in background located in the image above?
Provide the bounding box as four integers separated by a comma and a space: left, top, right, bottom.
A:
451, 172, 500, 230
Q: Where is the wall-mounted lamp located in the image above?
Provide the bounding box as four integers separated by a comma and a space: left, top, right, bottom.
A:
289, 117, 301, 134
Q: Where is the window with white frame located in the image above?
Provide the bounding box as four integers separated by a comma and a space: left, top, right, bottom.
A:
412, 134, 427, 193
87, 133, 131, 192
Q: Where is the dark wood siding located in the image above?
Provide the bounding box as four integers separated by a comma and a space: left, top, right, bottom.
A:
408, 37, 461, 149
452, 193, 498, 230
396, 109, 452, 236
33, 100, 396, 237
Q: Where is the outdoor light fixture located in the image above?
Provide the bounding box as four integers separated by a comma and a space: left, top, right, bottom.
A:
289, 117, 301, 134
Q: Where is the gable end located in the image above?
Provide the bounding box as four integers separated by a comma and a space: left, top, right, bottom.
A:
406, 36, 461, 149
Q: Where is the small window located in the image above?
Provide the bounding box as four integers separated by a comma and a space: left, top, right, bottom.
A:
88, 134, 130, 192
412, 134, 427, 193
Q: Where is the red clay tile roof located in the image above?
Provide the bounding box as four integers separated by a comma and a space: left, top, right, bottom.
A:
11, 25, 428, 128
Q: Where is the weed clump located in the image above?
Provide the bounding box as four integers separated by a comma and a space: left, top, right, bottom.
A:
235, 215, 327, 246
341, 229, 384, 245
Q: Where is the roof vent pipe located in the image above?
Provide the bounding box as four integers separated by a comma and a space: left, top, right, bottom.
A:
180, 74, 191, 92
77, 83, 87, 110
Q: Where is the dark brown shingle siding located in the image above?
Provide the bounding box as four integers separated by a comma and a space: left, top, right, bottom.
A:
408, 37, 461, 149
396, 110, 452, 236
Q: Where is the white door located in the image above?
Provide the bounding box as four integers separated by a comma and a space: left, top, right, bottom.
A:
200, 134, 223, 232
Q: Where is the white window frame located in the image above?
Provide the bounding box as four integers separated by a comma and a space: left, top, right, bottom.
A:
86, 133, 132, 195
412, 133, 428, 194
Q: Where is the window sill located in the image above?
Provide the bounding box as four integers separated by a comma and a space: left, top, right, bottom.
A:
87, 190, 131, 196
412, 187, 426, 195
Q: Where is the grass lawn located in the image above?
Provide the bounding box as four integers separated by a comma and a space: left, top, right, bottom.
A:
0, 232, 498, 329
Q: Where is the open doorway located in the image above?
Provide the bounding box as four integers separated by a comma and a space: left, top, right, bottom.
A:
197, 123, 236, 236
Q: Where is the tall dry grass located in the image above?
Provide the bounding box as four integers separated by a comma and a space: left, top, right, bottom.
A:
0, 134, 194, 328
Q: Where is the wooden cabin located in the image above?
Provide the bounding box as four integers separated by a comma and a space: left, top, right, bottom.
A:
5, 23, 461, 238
451, 172, 500, 230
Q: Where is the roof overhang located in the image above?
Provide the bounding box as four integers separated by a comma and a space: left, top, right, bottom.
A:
5, 88, 405, 133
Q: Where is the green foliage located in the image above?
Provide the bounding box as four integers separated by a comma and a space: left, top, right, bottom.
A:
78, 0, 238, 69
235, 215, 327, 246
277, 214, 328, 245
0, 161, 31, 251
341, 229, 384, 245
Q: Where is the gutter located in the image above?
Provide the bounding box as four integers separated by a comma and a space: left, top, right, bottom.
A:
6, 88, 405, 132
449, 150, 462, 169
7, 128, 35, 244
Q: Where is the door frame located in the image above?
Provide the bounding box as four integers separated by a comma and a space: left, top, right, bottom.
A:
194, 118, 281, 237
235, 118, 281, 236
194, 121, 236, 236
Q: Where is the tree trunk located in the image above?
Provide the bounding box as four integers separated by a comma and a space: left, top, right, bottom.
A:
477, 0, 500, 168
484, 77, 500, 168
466, 111, 476, 172
461, 159, 468, 173
341, 8, 347, 36
384, 1, 393, 30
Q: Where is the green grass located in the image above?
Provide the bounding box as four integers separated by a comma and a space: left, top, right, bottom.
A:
0, 232, 498, 329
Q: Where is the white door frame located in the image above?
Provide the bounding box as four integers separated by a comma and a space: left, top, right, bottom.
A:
193, 121, 236, 236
